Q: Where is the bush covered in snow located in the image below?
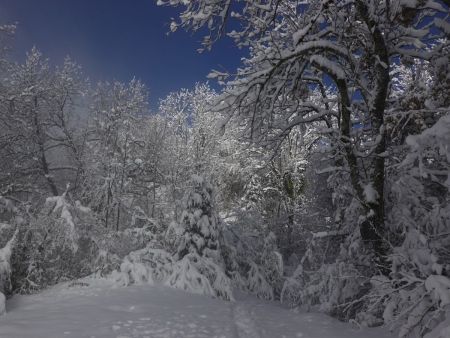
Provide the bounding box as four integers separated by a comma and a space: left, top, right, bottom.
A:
166, 252, 233, 300
280, 222, 371, 321
281, 115, 450, 336
3, 186, 169, 295
110, 247, 173, 286
104, 175, 235, 301
11, 192, 100, 293
0, 197, 28, 299
282, 259, 368, 320
220, 216, 285, 301
0, 197, 23, 315
93, 221, 163, 276
365, 115, 450, 337
0, 228, 18, 315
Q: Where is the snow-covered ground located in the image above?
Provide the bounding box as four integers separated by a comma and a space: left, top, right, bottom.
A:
0, 279, 394, 338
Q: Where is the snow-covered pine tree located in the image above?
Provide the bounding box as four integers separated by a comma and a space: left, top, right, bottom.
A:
165, 174, 233, 300
176, 174, 219, 260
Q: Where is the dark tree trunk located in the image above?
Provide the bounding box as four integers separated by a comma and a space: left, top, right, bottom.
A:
356, 0, 390, 276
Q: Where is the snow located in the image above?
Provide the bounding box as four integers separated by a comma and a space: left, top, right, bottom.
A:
110, 247, 173, 287
425, 313, 450, 338
363, 183, 379, 204
45, 193, 79, 252
247, 262, 274, 301
0, 230, 16, 271
0, 223, 11, 231
0, 228, 18, 304
406, 114, 450, 163
312, 230, 349, 239
75, 201, 91, 213
425, 275, 450, 306
309, 55, 345, 80
0, 292, 5, 316
293, 24, 312, 46
0, 279, 395, 338
164, 252, 234, 301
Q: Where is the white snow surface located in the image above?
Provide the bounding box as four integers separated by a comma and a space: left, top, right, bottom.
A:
0, 292, 5, 316
0, 278, 395, 338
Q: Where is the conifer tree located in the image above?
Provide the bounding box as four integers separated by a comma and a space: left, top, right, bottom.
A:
176, 174, 220, 261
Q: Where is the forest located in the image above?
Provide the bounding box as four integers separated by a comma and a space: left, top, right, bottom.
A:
0, 1, 449, 337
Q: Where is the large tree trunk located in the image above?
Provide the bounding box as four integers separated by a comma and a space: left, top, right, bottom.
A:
356, 0, 390, 276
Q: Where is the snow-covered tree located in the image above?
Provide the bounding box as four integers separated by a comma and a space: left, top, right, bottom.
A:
158, 83, 220, 219
158, 0, 450, 333
166, 174, 233, 300
375, 115, 450, 337
82, 79, 148, 229
159, 0, 449, 275
10, 189, 102, 294
176, 174, 220, 260
0, 48, 87, 202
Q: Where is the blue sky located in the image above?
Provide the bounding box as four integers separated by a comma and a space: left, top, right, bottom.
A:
0, 0, 243, 108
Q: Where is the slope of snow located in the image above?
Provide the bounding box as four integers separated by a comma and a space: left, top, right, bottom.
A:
0, 279, 395, 338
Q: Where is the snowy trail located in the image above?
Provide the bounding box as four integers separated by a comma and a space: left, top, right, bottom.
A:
232, 304, 260, 338
0, 279, 394, 338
